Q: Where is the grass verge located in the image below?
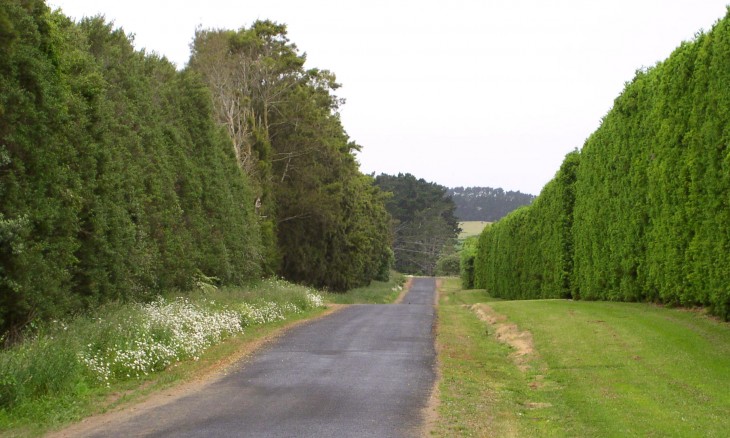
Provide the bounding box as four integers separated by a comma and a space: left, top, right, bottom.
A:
0, 279, 327, 437
433, 278, 540, 437
433, 277, 730, 437
323, 271, 406, 304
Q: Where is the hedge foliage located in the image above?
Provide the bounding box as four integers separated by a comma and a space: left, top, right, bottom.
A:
475, 152, 577, 300
474, 9, 730, 320
0, 3, 269, 337
0, 2, 264, 338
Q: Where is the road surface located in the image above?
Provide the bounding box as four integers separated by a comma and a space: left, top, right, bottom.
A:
76, 277, 437, 437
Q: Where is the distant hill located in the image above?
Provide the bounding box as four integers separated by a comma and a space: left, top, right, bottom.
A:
449, 187, 535, 222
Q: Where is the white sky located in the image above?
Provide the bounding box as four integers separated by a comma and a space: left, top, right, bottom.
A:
49, 0, 729, 195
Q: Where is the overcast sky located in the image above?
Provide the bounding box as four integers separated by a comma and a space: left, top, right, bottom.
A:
49, 0, 729, 195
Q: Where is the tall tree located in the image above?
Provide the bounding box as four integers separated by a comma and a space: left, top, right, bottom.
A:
189, 23, 305, 273
190, 23, 393, 291
188, 21, 304, 176
375, 173, 460, 275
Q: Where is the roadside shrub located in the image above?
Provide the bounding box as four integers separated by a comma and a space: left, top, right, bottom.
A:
374, 248, 395, 282
459, 236, 479, 289
436, 253, 461, 276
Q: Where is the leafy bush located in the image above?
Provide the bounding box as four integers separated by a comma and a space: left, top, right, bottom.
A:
459, 236, 479, 289
436, 253, 461, 276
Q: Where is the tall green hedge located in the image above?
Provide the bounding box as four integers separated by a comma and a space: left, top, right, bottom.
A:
474, 9, 730, 320
474, 151, 578, 300
0, 2, 261, 339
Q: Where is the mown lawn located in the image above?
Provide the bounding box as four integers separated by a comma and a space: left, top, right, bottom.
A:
434, 277, 730, 437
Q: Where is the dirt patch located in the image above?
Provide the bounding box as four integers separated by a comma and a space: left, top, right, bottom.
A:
102, 380, 155, 408
470, 304, 537, 372
48, 305, 347, 438
524, 401, 553, 409
470, 304, 508, 325
529, 374, 547, 389
393, 276, 414, 304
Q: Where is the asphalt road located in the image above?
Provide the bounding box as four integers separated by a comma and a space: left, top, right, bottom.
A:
81, 277, 437, 437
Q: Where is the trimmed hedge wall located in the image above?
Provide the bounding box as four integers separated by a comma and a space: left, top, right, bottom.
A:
474, 10, 730, 320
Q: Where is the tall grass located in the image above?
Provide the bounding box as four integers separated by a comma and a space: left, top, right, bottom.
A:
0, 279, 325, 433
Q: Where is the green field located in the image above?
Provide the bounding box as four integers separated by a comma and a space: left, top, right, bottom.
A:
434, 278, 730, 437
459, 221, 491, 239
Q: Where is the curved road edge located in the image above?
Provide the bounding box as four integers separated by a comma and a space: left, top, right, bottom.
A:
47, 304, 348, 438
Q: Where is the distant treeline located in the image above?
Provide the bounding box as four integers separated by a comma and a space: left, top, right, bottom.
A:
473, 9, 730, 320
450, 187, 534, 222
0, 1, 391, 340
